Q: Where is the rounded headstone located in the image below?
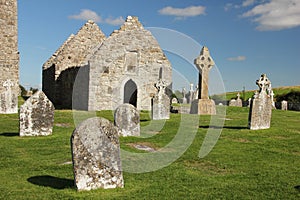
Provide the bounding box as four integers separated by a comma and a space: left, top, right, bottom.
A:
71, 117, 124, 191
114, 103, 140, 137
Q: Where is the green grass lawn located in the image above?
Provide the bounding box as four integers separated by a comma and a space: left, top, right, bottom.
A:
0, 107, 299, 199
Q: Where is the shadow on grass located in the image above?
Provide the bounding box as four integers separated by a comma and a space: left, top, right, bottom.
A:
295, 185, 300, 192
199, 125, 248, 130
0, 132, 19, 137
27, 175, 74, 189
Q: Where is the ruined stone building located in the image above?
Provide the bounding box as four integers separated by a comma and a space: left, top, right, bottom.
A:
43, 16, 172, 111
0, 0, 19, 114
42, 20, 106, 108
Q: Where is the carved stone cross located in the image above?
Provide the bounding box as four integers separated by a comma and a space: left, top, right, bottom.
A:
194, 46, 215, 99
155, 78, 166, 96
256, 74, 271, 95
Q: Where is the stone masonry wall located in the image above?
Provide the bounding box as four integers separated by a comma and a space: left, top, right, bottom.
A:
88, 16, 172, 111
0, 0, 19, 113
42, 20, 106, 108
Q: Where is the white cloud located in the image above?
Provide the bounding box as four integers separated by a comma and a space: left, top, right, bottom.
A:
242, 0, 300, 31
227, 56, 246, 61
69, 9, 102, 22
105, 16, 125, 26
69, 9, 124, 26
225, 0, 255, 11
242, 0, 256, 7
158, 6, 206, 18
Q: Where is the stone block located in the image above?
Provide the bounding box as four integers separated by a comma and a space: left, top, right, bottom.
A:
19, 91, 54, 136
71, 117, 124, 191
190, 99, 216, 115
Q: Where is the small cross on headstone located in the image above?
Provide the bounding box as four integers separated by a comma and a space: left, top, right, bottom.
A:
3, 79, 14, 90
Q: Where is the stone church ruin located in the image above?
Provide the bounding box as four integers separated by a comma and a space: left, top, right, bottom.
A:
43, 16, 172, 111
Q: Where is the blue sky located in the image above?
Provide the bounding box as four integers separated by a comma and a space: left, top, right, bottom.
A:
18, 0, 300, 93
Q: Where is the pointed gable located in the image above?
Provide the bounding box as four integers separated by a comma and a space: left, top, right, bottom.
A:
42, 20, 106, 78
110, 16, 144, 36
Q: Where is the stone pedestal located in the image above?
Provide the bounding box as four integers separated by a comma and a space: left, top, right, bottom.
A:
152, 94, 170, 120
190, 99, 216, 115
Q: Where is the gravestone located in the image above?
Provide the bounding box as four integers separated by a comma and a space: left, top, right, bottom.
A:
229, 93, 242, 107
247, 98, 251, 107
114, 103, 140, 136
152, 79, 170, 120
189, 83, 194, 104
281, 100, 288, 110
248, 74, 272, 130
229, 99, 236, 106
182, 87, 187, 104
71, 117, 124, 191
171, 97, 178, 104
193, 85, 199, 101
19, 90, 54, 137
191, 46, 216, 115
270, 89, 276, 109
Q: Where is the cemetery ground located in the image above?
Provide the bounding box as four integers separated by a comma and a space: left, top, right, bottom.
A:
0, 103, 299, 199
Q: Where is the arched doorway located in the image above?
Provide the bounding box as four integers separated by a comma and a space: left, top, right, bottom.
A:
124, 79, 137, 107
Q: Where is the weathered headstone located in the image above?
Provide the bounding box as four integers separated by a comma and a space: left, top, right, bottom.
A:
247, 98, 251, 107
191, 46, 216, 115
152, 79, 170, 120
193, 85, 199, 101
182, 87, 187, 104
19, 90, 54, 137
229, 93, 242, 107
248, 74, 272, 130
229, 99, 236, 106
71, 117, 124, 191
114, 103, 140, 136
270, 89, 276, 109
171, 97, 178, 104
281, 100, 288, 110
189, 83, 194, 104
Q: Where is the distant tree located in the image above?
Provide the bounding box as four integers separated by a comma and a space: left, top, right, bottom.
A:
19, 85, 27, 96
276, 91, 300, 103
30, 87, 38, 94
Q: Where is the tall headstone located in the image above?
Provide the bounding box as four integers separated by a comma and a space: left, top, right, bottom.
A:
152, 79, 170, 120
182, 87, 187, 104
19, 91, 55, 137
191, 46, 216, 115
114, 103, 140, 136
247, 98, 251, 107
193, 85, 199, 101
0, 0, 19, 114
71, 117, 124, 191
189, 83, 194, 104
270, 89, 276, 109
281, 100, 288, 110
248, 74, 272, 130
